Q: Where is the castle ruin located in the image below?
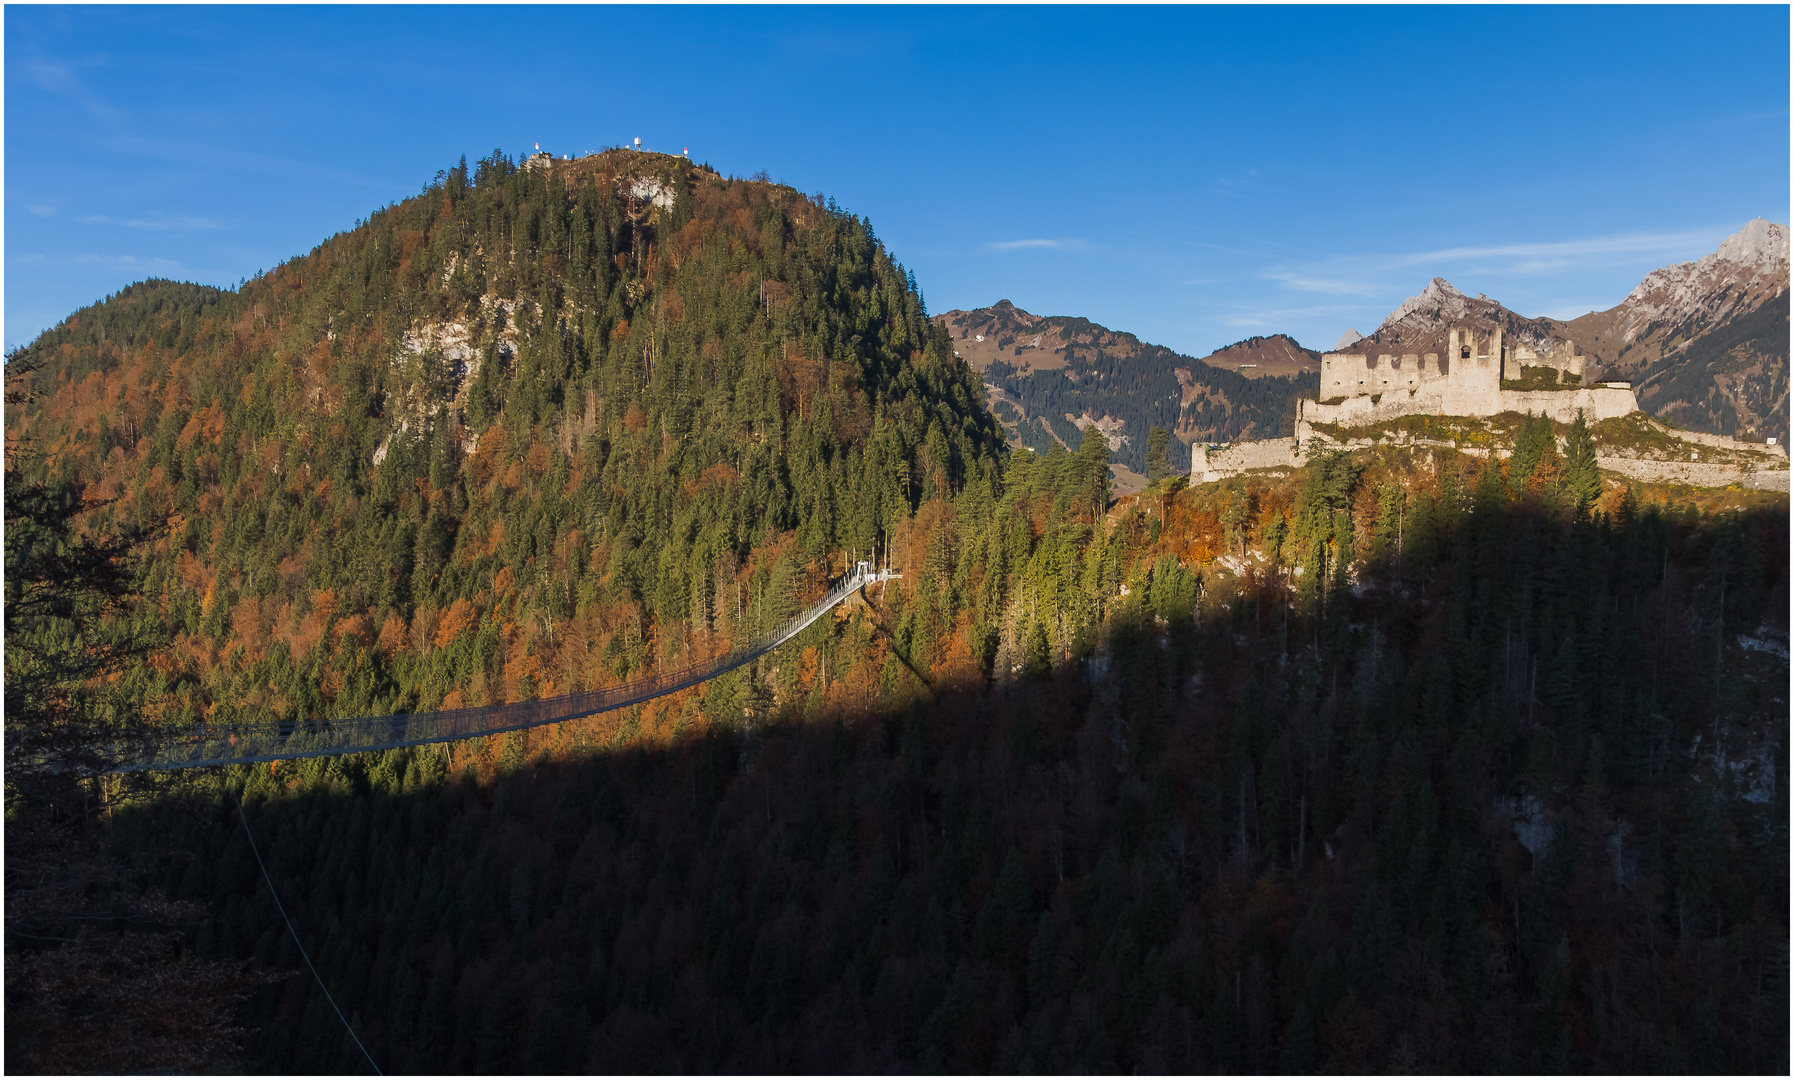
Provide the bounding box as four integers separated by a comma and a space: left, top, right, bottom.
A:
1188, 320, 1786, 488
1297, 323, 1637, 435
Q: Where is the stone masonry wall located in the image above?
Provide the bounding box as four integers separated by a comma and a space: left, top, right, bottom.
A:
1595, 456, 1790, 493
1296, 384, 1639, 437
1191, 438, 1305, 482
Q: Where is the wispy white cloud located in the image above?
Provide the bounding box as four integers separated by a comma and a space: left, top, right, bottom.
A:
1216, 302, 1374, 329
1261, 272, 1382, 297
27, 204, 57, 217
75, 213, 231, 232
985, 238, 1085, 253
1386, 229, 1725, 268
1233, 225, 1745, 347
1263, 226, 1737, 300
19, 56, 124, 120
62, 253, 191, 273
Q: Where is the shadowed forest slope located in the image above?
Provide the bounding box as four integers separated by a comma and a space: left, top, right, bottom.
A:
108, 484, 1789, 1075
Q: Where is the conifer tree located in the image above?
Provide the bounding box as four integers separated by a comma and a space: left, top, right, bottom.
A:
1563, 409, 1601, 513
1146, 426, 1171, 482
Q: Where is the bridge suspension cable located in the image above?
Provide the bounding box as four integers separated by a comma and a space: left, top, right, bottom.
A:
109, 566, 886, 773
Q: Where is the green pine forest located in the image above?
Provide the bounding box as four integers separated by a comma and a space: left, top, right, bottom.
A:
5, 149, 1787, 1073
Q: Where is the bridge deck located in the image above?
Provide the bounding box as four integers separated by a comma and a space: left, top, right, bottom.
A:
108, 567, 884, 773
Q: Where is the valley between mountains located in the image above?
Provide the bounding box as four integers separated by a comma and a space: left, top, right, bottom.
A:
5, 151, 1785, 1074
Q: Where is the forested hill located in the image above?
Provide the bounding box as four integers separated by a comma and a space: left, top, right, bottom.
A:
934, 302, 1319, 478
7, 148, 1005, 728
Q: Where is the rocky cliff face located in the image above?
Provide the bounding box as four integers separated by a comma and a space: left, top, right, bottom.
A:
1560, 219, 1789, 443
1338, 277, 1570, 359
1572, 219, 1788, 369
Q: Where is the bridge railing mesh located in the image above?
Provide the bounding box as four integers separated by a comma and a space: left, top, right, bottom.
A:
107, 570, 872, 773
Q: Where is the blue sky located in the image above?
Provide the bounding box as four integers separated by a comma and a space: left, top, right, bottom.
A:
7, 5, 1789, 357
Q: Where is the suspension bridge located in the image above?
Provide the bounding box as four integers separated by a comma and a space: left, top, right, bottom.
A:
109, 564, 893, 773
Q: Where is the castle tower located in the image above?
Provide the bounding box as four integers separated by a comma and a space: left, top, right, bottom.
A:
1445, 323, 1503, 409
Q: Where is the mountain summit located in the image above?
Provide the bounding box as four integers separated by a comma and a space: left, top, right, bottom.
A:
1338, 276, 1564, 359
1600, 218, 1788, 353
1561, 218, 1789, 442
1378, 277, 1474, 330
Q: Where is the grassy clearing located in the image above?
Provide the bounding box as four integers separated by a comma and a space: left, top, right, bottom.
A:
1307, 413, 1503, 446
1500, 365, 1582, 392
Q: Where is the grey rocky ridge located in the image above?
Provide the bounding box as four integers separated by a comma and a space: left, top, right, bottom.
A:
1561, 218, 1789, 443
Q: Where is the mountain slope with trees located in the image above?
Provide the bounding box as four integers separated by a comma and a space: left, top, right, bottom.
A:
6, 148, 1005, 748
1559, 220, 1789, 445
933, 302, 1318, 477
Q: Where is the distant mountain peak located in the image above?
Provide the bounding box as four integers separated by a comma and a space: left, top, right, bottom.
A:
1627, 218, 1790, 307
1606, 219, 1790, 356
1715, 218, 1788, 274
1341, 275, 1562, 359
1334, 328, 1364, 350
931, 302, 1317, 478
1560, 218, 1789, 443
1379, 277, 1472, 331
1197, 333, 1321, 380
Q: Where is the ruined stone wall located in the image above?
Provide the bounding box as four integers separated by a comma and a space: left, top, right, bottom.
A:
1308, 322, 1639, 435
1296, 384, 1640, 435
1192, 428, 1789, 492
1492, 386, 1639, 423
1299, 387, 1449, 430
1595, 456, 1790, 493
1636, 427, 1789, 459
1447, 326, 1505, 401
1319, 350, 1446, 399
1191, 437, 1304, 482
1506, 338, 1586, 381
